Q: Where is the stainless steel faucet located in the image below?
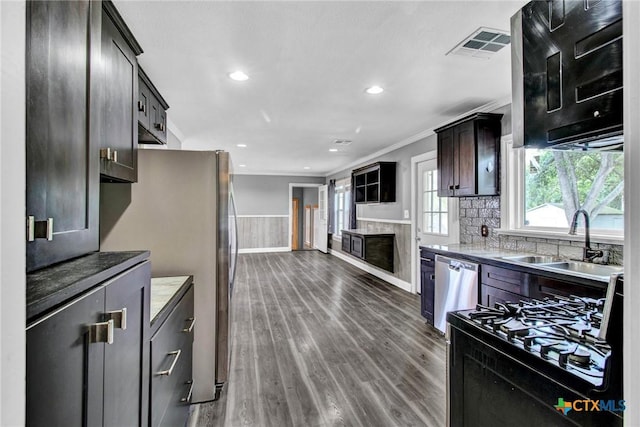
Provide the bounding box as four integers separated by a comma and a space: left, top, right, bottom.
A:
568, 209, 604, 262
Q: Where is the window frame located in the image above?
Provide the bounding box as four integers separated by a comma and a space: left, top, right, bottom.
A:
499, 135, 624, 243
420, 168, 450, 236
333, 177, 351, 238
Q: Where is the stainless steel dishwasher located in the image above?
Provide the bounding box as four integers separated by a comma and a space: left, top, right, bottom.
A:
434, 254, 479, 333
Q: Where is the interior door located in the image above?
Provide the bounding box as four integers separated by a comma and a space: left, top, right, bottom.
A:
314, 185, 328, 253
292, 198, 299, 250
416, 159, 459, 291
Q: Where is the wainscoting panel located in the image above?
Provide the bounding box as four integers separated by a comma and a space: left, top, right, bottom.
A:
237, 216, 288, 250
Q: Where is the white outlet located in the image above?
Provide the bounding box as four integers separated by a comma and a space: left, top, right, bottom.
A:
403, 210, 410, 219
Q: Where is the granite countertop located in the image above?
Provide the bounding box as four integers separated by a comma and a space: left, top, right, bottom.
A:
420, 243, 622, 286
150, 275, 193, 334
27, 251, 150, 322
343, 228, 395, 236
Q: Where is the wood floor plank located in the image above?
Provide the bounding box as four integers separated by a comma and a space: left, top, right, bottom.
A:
196, 251, 447, 427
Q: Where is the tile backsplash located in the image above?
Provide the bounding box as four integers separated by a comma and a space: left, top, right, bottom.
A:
459, 196, 623, 265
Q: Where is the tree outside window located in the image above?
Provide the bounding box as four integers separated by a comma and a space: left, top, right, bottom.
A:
524, 149, 624, 230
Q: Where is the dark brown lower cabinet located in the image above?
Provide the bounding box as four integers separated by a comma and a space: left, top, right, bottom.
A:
26, 261, 151, 427
341, 230, 394, 273
420, 254, 435, 324
150, 284, 194, 427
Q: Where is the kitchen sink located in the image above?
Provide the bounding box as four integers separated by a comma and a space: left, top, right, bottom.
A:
499, 255, 560, 264
542, 262, 623, 277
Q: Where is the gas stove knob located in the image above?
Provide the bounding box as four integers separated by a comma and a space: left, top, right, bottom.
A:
524, 336, 535, 350
559, 351, 570, 368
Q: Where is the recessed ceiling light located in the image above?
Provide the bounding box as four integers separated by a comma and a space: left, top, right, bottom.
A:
229, 71, 249, 81
303, 166, 311, 170
239, 164, 246, 167
365, 85, 384, 95
329, 148, 338, 152
237, 144, 247, 148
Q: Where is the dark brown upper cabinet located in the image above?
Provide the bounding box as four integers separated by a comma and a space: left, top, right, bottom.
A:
100, 1, 143, 183
138, 67, 170, 145
353, 162, 396, 204
512, 0, 622, 149
436, 113, 502, 198
26, 0, 102, 272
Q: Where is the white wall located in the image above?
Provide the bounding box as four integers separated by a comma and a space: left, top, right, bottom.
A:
0, 1, 26, 425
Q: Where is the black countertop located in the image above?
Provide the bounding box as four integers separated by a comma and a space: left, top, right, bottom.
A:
27, 251, 150, 322
342, 228, 395, 237
420, 244, 620, 290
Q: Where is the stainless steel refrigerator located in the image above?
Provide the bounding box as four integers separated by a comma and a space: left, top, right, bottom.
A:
100, 149, 238, 402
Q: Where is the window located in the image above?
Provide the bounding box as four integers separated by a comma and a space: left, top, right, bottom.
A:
333, 178, 351, 236
422, 169, 448, 235
503, 138, 624, 237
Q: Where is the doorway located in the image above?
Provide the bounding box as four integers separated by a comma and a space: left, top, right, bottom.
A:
411, 151, 460, 293
290, 185, 320, 251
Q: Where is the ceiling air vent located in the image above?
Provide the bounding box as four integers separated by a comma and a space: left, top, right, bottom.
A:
333, 139, 352, 146
447, 27, 511, 60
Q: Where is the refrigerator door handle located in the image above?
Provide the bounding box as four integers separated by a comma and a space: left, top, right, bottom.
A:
230, 189, 239, 294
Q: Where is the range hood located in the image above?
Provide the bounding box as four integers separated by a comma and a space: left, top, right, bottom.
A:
511, 0, 623, 152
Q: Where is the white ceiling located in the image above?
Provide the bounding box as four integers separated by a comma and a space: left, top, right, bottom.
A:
115, 0, 526, 176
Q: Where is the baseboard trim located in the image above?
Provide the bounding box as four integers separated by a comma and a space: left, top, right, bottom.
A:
239, 247, 290, 254
329, 249, 412, 293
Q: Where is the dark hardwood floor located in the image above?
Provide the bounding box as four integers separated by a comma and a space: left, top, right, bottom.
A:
196, 251, 446, 427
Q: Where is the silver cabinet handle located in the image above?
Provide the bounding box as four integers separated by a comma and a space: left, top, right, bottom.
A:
88, 320, 114, 344
100, 148, 118, 163
100, 148, 111, 160
182, 317, 196, 333
27, 216, 53, 241
156, 350, 181, 376
105, 308, 127, 330
180, 380, 194, 403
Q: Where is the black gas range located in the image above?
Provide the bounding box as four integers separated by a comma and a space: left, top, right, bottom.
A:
447, 274, 623, 427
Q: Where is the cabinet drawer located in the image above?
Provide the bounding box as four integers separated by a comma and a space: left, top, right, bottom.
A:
151, 286, 194, 427
481, 285, 527, 307
482, 264, 528, 295
530, 276, 605, 301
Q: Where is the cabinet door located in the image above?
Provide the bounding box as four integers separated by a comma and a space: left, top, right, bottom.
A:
420, 258, 435, 324
138, 77, 151, 129
475, 120, 500, 195
351, 235, 364, 258
103, 261, 151, 427
27, 286, 106, 427
522, 0, 622, 148
481, 285, 526, 308
454, 120, 476, 196
26, 0, 100, 272
149, 95, 167, 143
437, 127, 455, 197
341, 234, 351, 252
100, 6, 138, 183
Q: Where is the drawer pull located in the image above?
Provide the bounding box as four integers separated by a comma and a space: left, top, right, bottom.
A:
180, 380, 194, 403
88, 320, 114, 344
105, 307, 127, 330
156, 349, 181, 376
182, 317, 196, 333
